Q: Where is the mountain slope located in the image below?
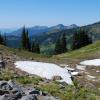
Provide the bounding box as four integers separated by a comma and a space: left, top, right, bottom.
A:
6, 24, 78, 37
54, 40, 100, 61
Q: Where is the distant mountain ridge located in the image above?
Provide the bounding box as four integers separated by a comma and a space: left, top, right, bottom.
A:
3, 21, 100, 49
5, 24, 78, 37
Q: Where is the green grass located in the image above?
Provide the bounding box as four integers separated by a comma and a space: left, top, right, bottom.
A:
0, 44, 50, 60
15, 76, 43, 85
54, 41, 100, 60
38, 81, 97, 100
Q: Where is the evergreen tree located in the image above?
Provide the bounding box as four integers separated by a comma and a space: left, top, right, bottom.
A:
21, 26, 26, 49
34, 43, 40, 54
25, 30, 31, 51
55, 33, 67, 54
55, 38, 62, 54
72, 29, 92, 50
21, 26, 31, 51
3, 33, 7, 46
31, 41, 40, 54
60, 33, 67, 53
31, 41, 35, 52
0, 33, 4, 45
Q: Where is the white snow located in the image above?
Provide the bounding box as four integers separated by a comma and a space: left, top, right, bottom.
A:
87, 75, 96, 79
76, 64, 86, 70
64, 67, 75, 71
71, 72, 79, 76
80, 59, 100, 66
14, 61, 73, 85
96, 70, 100, 73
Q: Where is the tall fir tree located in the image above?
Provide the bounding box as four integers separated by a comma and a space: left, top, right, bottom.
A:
55, 33, 67, 54
31, 41, 35, 52
72, 29, 92, 50
21, 26, 26, 49
60, 33, 67, 53
34, 43, 40, 54
0, 33, 4, 45
21, 26, 31, 51
25, 30, 31, 51
3, 33, 7, 46
55, 38, 62, 54
31, 41, 40, 54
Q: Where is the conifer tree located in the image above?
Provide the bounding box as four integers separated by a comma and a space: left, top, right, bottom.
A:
4, 33, 7, 46
55, 33, 67, 54
60, 33, 67, 53
25, 30, 31, 51
31, 41, 35, 52
31, 41, 40, 54
55, 38, 62, 54
21, 26, 26, 49
21, 26, 31, 51
0, 33, 5, 45
72, 29, 92, 50
34, 43, 40, 54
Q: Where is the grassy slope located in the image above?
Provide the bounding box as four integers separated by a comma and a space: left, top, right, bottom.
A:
53, 41, 100, 64
0, 43, 100, 99
0, 45, 50, 61
1, 40, 100, 63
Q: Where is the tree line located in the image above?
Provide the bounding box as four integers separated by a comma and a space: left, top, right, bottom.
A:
21, 26, 40, 53
0, 27, 92, 55
54, 29, 92, 54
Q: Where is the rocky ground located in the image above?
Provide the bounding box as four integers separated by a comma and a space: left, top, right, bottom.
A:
0, 80, 59, 100
0, 50, 100, 100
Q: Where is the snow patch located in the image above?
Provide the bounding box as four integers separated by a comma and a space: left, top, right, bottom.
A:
80, 59, 100, 66
76, 64, 86, 70
14, 61, 73, 85
71, 72, 79, 76
87, 75, 96, 79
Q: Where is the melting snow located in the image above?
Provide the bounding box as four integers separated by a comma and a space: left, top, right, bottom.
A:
15, 61, 73, 85
76, 64, 86, 70
87, 75, 96, 79
71, 72, 79, 76
80, 59, 100, 66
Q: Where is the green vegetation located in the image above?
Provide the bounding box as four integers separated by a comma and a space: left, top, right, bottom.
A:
0, 68, 42, 85
31, 41, 40, 53
54, 40, 100, 60
55, 33, 67, 54
21, 26, 40, 53
16, 76, 43, 85
0, 68, 99, 100
0, 69, 15, 81
0, 33, 5, 45
39, 81, 96, 100
72, 29, 92, 50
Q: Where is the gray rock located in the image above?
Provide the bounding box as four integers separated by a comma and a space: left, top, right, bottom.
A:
20, 94, 37, 100
29, 89, 40, 96
0, 60, 5, 70
0, 94, 18, 100
8, 80, 24, 95
0, 81, 12, 91
52, 76, 62, 81
0, 89, 9, 95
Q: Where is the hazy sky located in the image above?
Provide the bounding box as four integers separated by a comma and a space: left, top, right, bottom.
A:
0, 0, 100, 28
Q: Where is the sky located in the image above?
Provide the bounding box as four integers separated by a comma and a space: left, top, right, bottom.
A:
0, 0, 100, 28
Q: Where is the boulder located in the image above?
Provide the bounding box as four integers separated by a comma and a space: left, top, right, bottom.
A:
0, 81, 12, 91
0, 89, 9, 95
8, 80, 24, 95
52, 76, 62, 81
20, 94, 37, 100
0, 94, 20, 100
29, 89, 40, 96
0, 60, 5, 69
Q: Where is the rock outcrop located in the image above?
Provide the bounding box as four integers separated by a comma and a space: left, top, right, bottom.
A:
0, 80, 59, 100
